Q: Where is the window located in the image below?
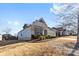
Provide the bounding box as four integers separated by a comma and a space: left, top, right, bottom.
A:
21, 34, 22, 36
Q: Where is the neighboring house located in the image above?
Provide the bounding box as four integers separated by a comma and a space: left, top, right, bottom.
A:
64, 30, 77, 36
2, 34, 17, 40
17, 17, 56, 40
47, 27, 56, 37
52, 27, 66, 37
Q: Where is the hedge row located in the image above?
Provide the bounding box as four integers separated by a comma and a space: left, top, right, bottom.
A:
31, 35, 55, 40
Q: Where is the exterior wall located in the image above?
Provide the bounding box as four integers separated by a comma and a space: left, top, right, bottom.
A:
47, 29, 56, 37
32, 21, 47, 29
0, 35, 2, 41
31, 30, 35, 35
18, 27, 32, 40
34, 26, 43, 35
56, 31, 64, 37
60, 31, 63, 36
64, 30, 70, 35
32, 21, 48, 35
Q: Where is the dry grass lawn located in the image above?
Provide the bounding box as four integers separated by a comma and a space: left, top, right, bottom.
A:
0, 36, 77, 56
62, 36, 77, 39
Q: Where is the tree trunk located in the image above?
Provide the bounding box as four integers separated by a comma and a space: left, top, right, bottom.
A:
77, 14, 79, 42
75, 13, 79, 49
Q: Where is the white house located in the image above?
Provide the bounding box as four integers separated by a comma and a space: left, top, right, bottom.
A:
17, 18, 56, 40
18, 27, 32, 40
47, 27, 56, 37
52, 27, 66, 37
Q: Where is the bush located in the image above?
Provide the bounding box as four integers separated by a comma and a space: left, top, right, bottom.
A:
31, 35, 53, 40
38, 36, 46, 40
31, 35, 41, 39
45, 35, 51, 39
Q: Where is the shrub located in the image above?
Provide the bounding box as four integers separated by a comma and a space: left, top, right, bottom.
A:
31, 35, 35, 39
38, 36, 46, 40
37, 35, 41, 39
31, 35, 41, 39
45, 35, 51, 39
31, 35, 53, 40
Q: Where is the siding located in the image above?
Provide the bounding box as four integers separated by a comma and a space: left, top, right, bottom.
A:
18, 27, 32, 40
47, 29, 56, 37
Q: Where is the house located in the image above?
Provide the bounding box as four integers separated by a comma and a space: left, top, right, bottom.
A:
2, 34, 17, 40
47, 27, 56, 37
64, 29, 77, 36
17, 17, 56, 40
52, 27, 66, 37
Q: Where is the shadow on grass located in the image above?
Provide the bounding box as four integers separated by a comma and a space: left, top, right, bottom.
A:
0, 40, 28, 46
63, 40, 79, 56
0, 38, 53, 47
64, 42, 76, 49
68, 41, 79, 56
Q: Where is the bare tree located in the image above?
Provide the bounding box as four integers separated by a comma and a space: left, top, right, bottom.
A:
56, 4, 77, 33
52, 3, 78, 36
3, 27, 11, 34
51, 3, 79, 55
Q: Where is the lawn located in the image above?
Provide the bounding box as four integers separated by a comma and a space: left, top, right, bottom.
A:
0, 36, 77, 56
61, 36, 77, 39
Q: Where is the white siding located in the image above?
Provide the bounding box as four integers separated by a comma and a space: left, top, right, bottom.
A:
31, 30, 35, 35
47, 29, 56, 37
18, 27, 32, 40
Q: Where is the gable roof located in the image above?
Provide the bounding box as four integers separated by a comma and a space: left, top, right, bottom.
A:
52, 27, 66, 31
48, 27, 56, 31
33, 17, 46, 23
38, 17, 46, 23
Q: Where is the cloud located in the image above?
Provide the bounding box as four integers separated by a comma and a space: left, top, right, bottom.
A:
50, 3, 79, 14
50, 8, 53, 12
14, 21, 20, 25
50, 3, 73, 14
8, 20, 20, 26
8, 21, 12, 24
50, 4, 63, 14
0, 18, 25, 35
50, 7, 62, 14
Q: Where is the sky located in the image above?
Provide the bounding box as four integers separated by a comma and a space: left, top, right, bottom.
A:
0, 3, 65, 35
